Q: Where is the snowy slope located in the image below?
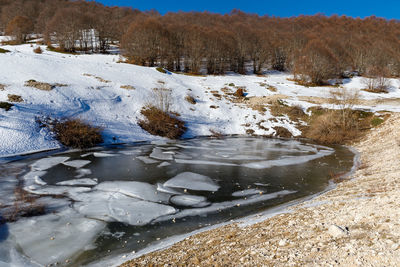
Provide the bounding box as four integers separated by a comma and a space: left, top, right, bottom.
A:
1, 43, 399, 157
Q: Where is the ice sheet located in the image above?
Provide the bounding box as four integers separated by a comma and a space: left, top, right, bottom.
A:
75, 168, 92, 178
30, 157, 70, 171
157, 162, 171, 168
24, 185, 91, 196
242, 150, 334, 169
150, 148, 173, 161
95, 181, 171, 203
175, 159, 237, 166
164, 172, 220, 192
232, 189, 264, 197
93, 152, 116, 157
8, 209, 106, 266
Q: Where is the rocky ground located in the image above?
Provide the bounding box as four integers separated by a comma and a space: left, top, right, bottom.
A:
121, 113, 400, 267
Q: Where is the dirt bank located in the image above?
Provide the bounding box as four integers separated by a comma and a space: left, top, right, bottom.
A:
122, 113, 400, 267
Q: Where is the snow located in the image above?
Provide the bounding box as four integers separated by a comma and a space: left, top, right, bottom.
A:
8, 209, 106, 266
94, 181, 171, 203
62, 159, 91, 168
163, 172, 220, 192
1, 43, 397, 158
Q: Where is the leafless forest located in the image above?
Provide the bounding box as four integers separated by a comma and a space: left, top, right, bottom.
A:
1, 0, 400, 84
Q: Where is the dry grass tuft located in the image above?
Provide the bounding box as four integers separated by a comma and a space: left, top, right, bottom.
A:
234, 88, 245, 97
7, 94, 23, 102
274, 127, 293, 138
0, 47, 10, 53
185, 95, 196, 104
0, 84, 6, 90
138, 107, 186, 139
83, 73, 111, 83
121, 85, 135, 90
42, 118, 103, 149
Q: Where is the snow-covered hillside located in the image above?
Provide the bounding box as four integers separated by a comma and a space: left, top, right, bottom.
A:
1, 43, 400, 157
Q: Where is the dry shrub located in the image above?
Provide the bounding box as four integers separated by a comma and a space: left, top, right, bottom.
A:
0, 84, 5, 90
138, 107, 186, 139
362, 77, 391, 93
269, 100, 306, 121
274, 126, 293, 138
48, 119, 103, 148
149, 87, 173, 112
209, 129, 224, 138
33, 46, 43, 54
25, 79, 54, 91
0, 102, 14, 111
7, 94, 23, 102
246, 129, 255, 135
185, 95, 196, 104
234, 88, 245, 97
210, 105, 219, 109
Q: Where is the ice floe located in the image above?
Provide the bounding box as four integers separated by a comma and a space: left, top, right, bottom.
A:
62, 160, 91, 168
93, 152, 116, 157
136, 156, 160, 164
157, 162, 171, 168
175, 159, 237, 166
30, 157, 69, 171
156, 183, 182, 195
24, 185, 91, 196
232, 189, 264, 197
75, 168, 92, 178
150, 148, 174, 161
56, 178, 98, 186
164, 172, 220, 192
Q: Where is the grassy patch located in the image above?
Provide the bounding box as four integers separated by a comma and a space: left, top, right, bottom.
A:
370, 117, 384, 127
274, 127, 293, 138
7, 94, 23, 102
0, 102, 14, 111
46, 45, 78, 55
25, 80, 54, 91
121, 85, 135, 90
0, 47, 10, 53
269, 100, 306, 121
43, 118, 103, 149
138, 107, 186, 139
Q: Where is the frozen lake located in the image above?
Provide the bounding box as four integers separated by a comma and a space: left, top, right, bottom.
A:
0, 137, 355, 266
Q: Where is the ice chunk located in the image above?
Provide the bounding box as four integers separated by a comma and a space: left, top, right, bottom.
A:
62, 160, 91, 169
232, 189, 263, 197
108, 195, 176, 226
93, 152, 116, 157
157, 162, 171, 168
34, 176, 46, 186
136, 156, 160, 164
156, 183, 182, 195
150, 148, 173, 161
30, 157, 70, 171
56, 178, 98, 186
75, 168, 92, 178
164, 172, 220, 192
22, 170, 47, 187
95, 181, 171, 203
170, 195, 209, 207
173, 153, 193, 160
25, 185, 91, 196
175, 159, 237, 166
8, 209, 105, 266
119, 149, 141, 155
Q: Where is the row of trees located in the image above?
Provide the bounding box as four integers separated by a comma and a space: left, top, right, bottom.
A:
2, 1, 400, 84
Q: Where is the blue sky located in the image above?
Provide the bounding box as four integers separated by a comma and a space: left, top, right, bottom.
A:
96, 0, 400, 19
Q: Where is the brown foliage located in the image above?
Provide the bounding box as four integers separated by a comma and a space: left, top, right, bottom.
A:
5, 15, 33, 44
33, 46, 43, 54
138, 107, 186, 139
274, 127, 293, 138
7, 94, 23, 102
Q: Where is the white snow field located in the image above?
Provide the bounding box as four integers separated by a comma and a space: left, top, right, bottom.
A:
1, 43, 399, 158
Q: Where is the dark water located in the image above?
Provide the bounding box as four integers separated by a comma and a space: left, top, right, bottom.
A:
0, 137, 355, 266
